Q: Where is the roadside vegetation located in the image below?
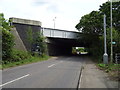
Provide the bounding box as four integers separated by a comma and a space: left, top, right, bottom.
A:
2, 54, 49, 69
75, 1, 120, 80
0, 13, 49, 69
98, 63, 120, 80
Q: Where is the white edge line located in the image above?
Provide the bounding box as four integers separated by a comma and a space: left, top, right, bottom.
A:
79, 72, 82, 88
0, 74, 30, 87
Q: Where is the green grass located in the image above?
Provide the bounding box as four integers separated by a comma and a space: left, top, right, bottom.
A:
98, 63, 120, 71
2, 55, 50, 69
97, 63, 120, 80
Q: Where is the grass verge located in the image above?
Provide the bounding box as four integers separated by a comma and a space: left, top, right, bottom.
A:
0, 65, 2, 69
97, 63, 120, 81
2, 55, 50, 69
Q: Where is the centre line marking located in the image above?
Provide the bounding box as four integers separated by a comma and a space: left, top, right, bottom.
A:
48, 64, 55, 68
48, 61, 63, 68
0, 74, 30, 87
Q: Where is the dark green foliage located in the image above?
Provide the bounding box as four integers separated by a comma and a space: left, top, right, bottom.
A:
3, 49, 31, 64
26, 26, 47, 56
10, 49, 31, 62
26, 26, 33, 49
75, 11, 104, 59
1, 14, 32, 64
2, 29, 14, 60
76, 11, 103, 34
33, 32, 47, 56
0, 13, 15, 61
98, 63, 120, 72
75, 1, 120, 62
1, 13, 48, 66
99, 1, 120, 32
2, 54, 50, 69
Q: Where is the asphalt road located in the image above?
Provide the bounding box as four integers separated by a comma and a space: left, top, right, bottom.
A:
2, 56, 85, 88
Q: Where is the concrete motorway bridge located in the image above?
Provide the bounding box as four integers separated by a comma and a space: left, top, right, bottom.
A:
10, 17, 86, 56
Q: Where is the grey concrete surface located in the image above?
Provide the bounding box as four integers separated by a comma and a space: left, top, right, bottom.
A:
10, 18, 41, 26
79, 58, 119, 88
2, 56, 84, 88
11, 27, 27, 51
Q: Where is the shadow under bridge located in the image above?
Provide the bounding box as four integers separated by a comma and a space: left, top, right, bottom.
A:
46, 37, 85, 56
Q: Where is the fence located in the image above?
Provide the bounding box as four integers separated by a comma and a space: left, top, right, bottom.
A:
115, 53, 120, 64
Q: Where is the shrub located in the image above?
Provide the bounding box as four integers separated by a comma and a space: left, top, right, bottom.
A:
1, 13, 15, 61
3, 49, 32, 64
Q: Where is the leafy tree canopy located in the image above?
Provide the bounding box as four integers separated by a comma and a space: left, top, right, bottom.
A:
76, 11, 103, 35
76, 1, 120, 33
75, 1, 120, 60
99, 1, 120, 32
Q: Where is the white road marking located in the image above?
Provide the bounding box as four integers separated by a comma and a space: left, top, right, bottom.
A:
0, 74, 30, 87
48, 61, 63, 68
79, 71, 82, 88
48, 64, 55, 68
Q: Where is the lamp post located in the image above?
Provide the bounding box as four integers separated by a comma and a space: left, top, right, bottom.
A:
53, 17, 56, 29
110, 0, 120, 63
103, 14, 108, 64
110, 0, 113, 63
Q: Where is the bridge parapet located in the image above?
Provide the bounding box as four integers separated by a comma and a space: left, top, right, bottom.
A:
10, 17, 42, 26
42, 27, 79, 39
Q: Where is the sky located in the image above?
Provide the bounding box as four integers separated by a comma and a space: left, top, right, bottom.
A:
0, 0, 108, 32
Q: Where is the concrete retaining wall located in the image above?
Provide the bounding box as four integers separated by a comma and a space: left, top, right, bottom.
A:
10, 17, 42, 51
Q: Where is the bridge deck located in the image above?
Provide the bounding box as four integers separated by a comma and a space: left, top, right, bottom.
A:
10, 17, 80, 39
42, 27, 79, 39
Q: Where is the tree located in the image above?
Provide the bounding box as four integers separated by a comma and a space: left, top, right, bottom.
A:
75, 11, 103, 34
98, 1, 120, 58
99, 28, 120, 61
75, 11, 103, 57
75, 1, 120, 61
99, 1, 120, 32
26, 26, 34, 52
34, 32, 47, 56
0, 13, 15, 61
26, 27, 47, 56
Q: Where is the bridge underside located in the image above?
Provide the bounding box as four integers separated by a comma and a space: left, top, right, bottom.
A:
47, 37, 86, 56
10, 17, 88, 56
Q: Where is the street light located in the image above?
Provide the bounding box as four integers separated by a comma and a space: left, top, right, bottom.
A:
110, 0, 113, 63
103, 14, 108, 64
53, 17, 56, 29
110, 0, 120, 63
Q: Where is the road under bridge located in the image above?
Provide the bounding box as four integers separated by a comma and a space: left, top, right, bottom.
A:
10, 17, 87, 56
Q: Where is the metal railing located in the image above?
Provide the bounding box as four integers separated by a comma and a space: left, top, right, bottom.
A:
115, 53, 120, 64
41, 27, 79, 39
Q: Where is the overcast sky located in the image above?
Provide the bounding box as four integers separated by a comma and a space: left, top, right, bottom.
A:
0, 0, 108, 31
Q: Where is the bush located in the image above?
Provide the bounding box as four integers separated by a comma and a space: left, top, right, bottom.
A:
3, 49, 32, 64
2, 29, 15, 59
1, 13, 15, 61
31, 32, 48, 56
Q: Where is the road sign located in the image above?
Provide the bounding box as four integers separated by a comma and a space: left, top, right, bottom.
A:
112, 42, 116, 44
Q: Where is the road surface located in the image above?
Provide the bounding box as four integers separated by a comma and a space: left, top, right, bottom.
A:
2, 56, 85, 88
